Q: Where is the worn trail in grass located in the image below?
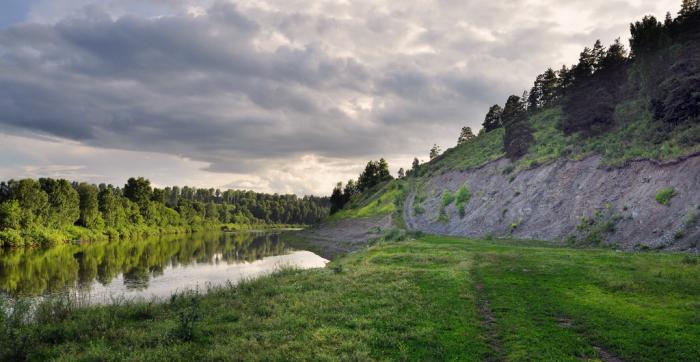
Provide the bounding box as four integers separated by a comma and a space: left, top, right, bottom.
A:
2, 235, 699, 361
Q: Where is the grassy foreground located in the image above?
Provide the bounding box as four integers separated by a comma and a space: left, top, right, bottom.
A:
2, 235, 699, 361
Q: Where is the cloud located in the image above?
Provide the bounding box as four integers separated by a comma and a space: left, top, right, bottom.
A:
0, 0, 679, 194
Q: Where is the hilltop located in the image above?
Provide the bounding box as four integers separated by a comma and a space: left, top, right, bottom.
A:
317, 6, 700, 253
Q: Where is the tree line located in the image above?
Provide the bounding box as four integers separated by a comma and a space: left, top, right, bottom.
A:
0, 177, 329, 247
428, 2, 699, 161
329, 159, 393, 213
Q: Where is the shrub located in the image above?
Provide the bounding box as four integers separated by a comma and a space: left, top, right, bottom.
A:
170, 294, 201, 342
441, 191, 455, 207
655, 187, 676, 206
455, 185, 471, 218
437, 209, 449, 223
28, 228, 67, 247
0, 230, 24, 248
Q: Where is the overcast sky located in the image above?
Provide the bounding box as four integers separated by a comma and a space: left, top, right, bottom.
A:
0, 0, 680, 195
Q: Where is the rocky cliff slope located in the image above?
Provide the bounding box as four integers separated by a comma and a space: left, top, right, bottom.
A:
404, 154, 700, 251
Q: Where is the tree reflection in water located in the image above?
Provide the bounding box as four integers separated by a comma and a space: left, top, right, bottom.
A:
0, 231, 291, 298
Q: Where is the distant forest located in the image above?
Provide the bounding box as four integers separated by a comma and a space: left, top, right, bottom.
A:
0, 177, 329, 248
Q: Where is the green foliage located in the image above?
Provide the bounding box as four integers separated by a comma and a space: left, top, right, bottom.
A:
123, 177, 153, 214
455, 184, 471, 218
424, 127, 504, 173
502, 95, 534, 159
0, 229, 23, 247
482, 104, 503, 132
574, 208, 622, 245
0, 200, 21, 230
331, 159, 392, 213
3, 235, 699, 361
77, 183, 103, 228
655, 187, 677, 205
357, 159, 393, 193
441, 191, 454, 207
170, 294, 201, 341
0, 177, 329, 248
40, 179, 80, 228
330, 181, 400, 220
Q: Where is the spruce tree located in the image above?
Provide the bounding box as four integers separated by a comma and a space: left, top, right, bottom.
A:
502, 95, 534, 159
482, 105, 503, 132
457, 127, 476, 145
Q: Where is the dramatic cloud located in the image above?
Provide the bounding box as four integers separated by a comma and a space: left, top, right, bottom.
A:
0, 0, 679, 194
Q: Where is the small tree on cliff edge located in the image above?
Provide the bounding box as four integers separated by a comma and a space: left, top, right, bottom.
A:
457, 127, 476, 145
502, 95, 534, 159
429, 144, 441, 160
482, 105, 503, 132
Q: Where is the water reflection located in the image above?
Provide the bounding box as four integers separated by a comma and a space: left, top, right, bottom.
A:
0, 231, 327, 302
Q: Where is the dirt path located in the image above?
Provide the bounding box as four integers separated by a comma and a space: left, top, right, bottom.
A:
556, 316, 625, 362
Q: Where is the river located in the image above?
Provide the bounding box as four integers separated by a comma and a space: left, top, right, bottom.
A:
0, 230, 328, 304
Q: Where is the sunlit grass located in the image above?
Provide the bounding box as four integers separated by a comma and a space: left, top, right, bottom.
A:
2, 234, 699, 361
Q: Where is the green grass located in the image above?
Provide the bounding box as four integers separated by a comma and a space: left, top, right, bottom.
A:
3, 235, 699, 361
424, 127, 505, 174
329, 181, 403, 220
413, 103, 699, 178
655, 187, 677, 206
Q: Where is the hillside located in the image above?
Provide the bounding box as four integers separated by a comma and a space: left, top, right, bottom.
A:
321, 8, 700, 252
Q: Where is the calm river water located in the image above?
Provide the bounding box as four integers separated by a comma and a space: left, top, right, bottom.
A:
0, 231, 327, 304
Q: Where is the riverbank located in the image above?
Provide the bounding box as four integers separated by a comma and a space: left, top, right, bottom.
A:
0, 223, 307, 249
2, 234, 698, 361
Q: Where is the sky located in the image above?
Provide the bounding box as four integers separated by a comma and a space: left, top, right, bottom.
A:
0, 0, 680, 195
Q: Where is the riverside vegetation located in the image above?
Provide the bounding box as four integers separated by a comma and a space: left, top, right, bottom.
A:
0, 177, 329, 248
2, 3, 700, 361
1, 234, 698, 361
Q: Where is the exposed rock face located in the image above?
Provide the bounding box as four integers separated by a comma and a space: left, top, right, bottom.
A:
404, 154, 700, 251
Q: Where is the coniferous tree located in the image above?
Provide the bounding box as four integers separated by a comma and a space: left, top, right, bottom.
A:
329, 182, 344, 214
411, 158, 420, 175
429, 144, 441, 160
457, 127, 476, 145
502, 95, 534, 159
397, 168, 405, 179
540, 68, 560, 107
482, 105, 503, 132
679, 0, 699, 17
342, 180, 357, 205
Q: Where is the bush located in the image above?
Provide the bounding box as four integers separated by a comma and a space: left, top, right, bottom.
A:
27, 228, 67, 247
655, 187, 676, 206
0, 229, 24, 247
170, 294, 201, 342
441, 191, 454, 207
455, 185, 471, 219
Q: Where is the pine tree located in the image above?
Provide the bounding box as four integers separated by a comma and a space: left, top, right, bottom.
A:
397, 168, 405, 179
482, 104, 503, 132
429, 144, 441, 160
329, 182, 344, 214
679, 0, 699, 17
502, 95, 534, 159
411, 158, 420, 173
457, 127, 476, 145
540, 68, 560, 107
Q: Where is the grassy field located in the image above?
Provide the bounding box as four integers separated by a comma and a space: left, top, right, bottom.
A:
2, 235, 699, 361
